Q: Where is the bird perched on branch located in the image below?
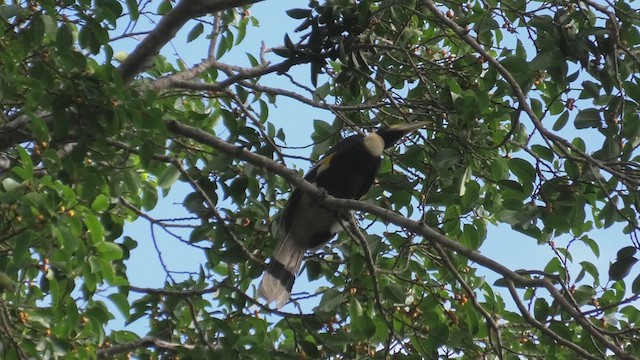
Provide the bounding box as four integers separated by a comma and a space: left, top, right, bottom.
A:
258, 121, 430, 308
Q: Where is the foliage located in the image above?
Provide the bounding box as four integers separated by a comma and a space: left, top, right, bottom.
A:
0, 0, 639, 358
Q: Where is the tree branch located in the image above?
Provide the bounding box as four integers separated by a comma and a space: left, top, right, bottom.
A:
118, 0, 263, 84
152, 57, 306, 92
342, 216, 395, 356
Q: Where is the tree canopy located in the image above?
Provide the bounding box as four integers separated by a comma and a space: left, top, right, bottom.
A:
1, 0, 640, 358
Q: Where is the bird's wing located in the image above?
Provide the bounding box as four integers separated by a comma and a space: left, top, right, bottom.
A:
305, 134, 364, 182
355, 157, 382, 199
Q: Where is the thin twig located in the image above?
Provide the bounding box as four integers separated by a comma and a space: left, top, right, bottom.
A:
432, 242, 504, 360
505, 280, 601, 360
342, 216, 395, 357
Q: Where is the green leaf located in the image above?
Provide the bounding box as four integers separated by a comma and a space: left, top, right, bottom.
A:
581, 80, 601, 99
189, 225, 211, 244
383, 283, 406, 304
354, 315, 376, 338
108, 293, 130, 320
88, 256, 102, 273
96, 241, 123, 261
461, 180, 480, 210
460, 224, 481, 249
508, 158, 536, 184
2, 178, 21, 192
284, 33, 294, 50
187, 23, 204, 43
616, 246, 637, 259
91, 194, 109, 212
183, 192, 208, 215
15, 146, 34, 180
580, 236, 600, 257
28, 13, 46, 46
530, 48, 562, 70
0, 4, 24, 20
625, 80, 640, 103
464, 303, 481, 335
125, 0, 139, 20
157, 0, 172, 14
350, 298, 363, 317
53, 226, 78, 251
300, 340, 320, 358
306, 259, 322, 280
579, 261, 600, 284
286, 8, 311, 19
574, 108, 601, 129
533, 298, 549, 322
632, 273, 640, 294
142, 186, 158, 211
315, 82, 331, 99
531, 145, 554, 162
56, 23, 73, 51
549, 322, 573, 342
544, 257, 565, 276
609, 257, 638, 281
235, 20, 247, 45
552, 111, 569, 131
573, 285, 595, 306
433, 148, 460, 170
313, 119, 333, 138
157, 165, 181, 189
317, 288, 345, 313
84, 214, 104, 244
12, 230, 31, 265
497, 179, 523, 193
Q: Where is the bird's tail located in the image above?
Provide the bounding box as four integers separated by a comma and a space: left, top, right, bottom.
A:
258, 232, 305, 309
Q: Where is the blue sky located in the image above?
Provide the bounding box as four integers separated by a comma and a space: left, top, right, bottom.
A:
113, 0, 637, 332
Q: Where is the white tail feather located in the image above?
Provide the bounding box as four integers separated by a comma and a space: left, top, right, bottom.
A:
258, 232, 305, 309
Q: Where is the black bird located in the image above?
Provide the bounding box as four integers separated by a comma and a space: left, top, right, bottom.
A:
258, 121, 430, 308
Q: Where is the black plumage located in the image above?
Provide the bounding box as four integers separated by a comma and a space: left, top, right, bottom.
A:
258, 122, 429, 308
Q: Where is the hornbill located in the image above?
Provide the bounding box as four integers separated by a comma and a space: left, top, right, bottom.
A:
258, 121, 430, 308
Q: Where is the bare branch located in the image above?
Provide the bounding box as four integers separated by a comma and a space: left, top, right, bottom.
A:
152, 57, 304, 92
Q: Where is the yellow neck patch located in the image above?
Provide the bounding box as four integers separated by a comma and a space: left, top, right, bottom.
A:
363, 133, 385, 157
315, 153, 335, 175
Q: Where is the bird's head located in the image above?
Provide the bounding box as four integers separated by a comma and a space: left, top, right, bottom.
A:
362, 121, 431, 157
375, 121, 431, 148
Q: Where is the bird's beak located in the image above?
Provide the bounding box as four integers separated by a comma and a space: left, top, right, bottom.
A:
389, 120, 432, 134
376, 120, 432, 149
